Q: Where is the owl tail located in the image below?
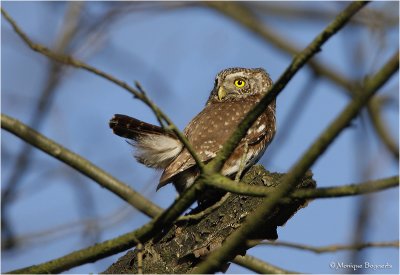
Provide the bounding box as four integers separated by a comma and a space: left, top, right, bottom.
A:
109, 114, 183, 169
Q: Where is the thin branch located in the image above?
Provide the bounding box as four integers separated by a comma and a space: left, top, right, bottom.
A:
204, 1, 356, 94
1, 114, 163, 218
1, 11, 208, 271
205, 1, 399, 165
290, 176, 399, 199
8, 228, 142, 274
2, 206, 132, 250
208, 1, 369, 173
7, 172, 209, 273
265, 74, 320, 162
193, 8, 399, 275
0, 7, 204, 172
205, 1, 399, 167
250, 240, 400, 254
233, 255, 299, 274
6, 154, 208, 273
1, 2, 84, 246
205, 173, 398, 198
251, 2, 398, 27
103, 166, 315, 273
368, 97, 399, 159
3, 3, 397, 274
177, 192, 230, 222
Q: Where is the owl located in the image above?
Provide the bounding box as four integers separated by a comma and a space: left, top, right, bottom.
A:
109, 68, 276, 194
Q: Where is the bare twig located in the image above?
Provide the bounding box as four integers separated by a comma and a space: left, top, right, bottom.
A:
250, 240, 400, 254
368, 97, 399, 159
204, 173, 398, 198
8, 227, 143, 274
204, 1, 399, 168
2, 206, 133, 250
1, 2, 84, 246
264, 74, 320, 162
207, 1, 370, 174
7, 178, 206, 273
0, 7, 204, 172
193, 7, 399, 274
1, 114, 163, 218
204, 1, 356, 94
177, 192, 230, 222
290, 176, 399, 199
251, 2, 398, 27
3, 2, 397, 274
233, 255, 299, 274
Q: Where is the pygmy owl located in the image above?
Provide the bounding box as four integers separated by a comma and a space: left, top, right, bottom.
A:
109, 68, 276, 193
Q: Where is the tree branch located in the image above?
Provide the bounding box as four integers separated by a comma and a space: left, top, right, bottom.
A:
368, 97, 399, 159
233, 255, 299, 274
207, 1, 370, 174
2, 2, 84, 248
8, 166, 315, 274
194, 48, 398, 273
290, 176, 399, 199
1, 10, 212, 269
250, 240, 400, 254
193, 8, 398, 275
0, 7, 204, 172
204, 1, 399, 166
203, 1, 356, 94
204, 174, 398, 198
103, 167, 315, 274
1, 114, 162, 218
8, 229, 142, 274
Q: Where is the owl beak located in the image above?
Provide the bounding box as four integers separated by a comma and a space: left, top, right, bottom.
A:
217, 87, 226, 101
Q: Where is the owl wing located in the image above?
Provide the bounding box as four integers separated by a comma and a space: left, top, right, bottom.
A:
243, 104, 276, 146
158, 99, 271, 188
158, 108, 219, 188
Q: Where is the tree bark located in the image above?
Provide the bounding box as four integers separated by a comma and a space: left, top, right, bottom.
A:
104, 165, 316, 273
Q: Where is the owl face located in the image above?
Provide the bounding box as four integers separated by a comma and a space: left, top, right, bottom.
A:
207, 67, 272, 104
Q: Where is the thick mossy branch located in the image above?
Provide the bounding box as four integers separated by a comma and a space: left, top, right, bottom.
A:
103, 165, 316, 274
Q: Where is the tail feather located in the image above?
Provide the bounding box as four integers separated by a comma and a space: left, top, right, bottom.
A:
109, 114, 175, 140
109, 114, 183, 169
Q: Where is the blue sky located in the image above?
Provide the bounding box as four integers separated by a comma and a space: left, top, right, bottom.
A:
1, 2, 399, 273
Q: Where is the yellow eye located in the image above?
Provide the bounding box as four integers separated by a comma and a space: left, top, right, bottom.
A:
234, 79, 246, 88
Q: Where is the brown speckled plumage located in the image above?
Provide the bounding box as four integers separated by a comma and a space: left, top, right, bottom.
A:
110, 68, 276, 193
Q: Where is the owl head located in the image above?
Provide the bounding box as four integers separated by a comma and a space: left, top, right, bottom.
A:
207, 67, 272, 104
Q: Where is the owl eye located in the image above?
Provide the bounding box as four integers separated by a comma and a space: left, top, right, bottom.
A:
234, 79, 246, 88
